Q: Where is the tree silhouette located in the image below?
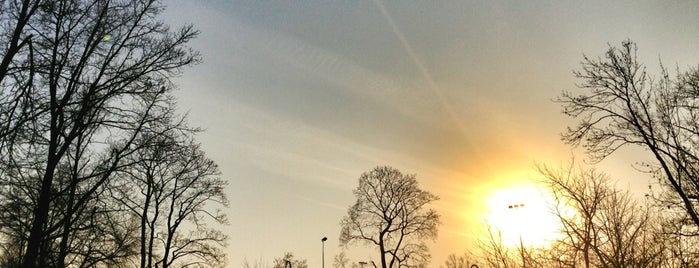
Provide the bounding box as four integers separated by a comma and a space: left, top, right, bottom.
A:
559, 40, 699, 229
540, 165, 663, 268
440, 253, 478, 268
476, 165, 668, 268
0, 0, 228, 267
340, 166, 439, 268
113, 128, 228, 268
272, 252, 308, 268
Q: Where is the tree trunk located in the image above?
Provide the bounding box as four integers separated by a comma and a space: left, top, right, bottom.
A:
23, 158, 58, 268
140, 184, 152, 268
379, 232, 387, 268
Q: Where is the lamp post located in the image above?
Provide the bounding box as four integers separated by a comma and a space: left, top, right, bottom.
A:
321, 237, 328, 268
508, 203, 526, 268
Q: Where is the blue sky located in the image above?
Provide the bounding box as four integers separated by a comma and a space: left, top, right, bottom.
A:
162, 1, 699, 267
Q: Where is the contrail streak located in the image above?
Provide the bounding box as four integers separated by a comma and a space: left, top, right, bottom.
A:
372, 0, 469, 134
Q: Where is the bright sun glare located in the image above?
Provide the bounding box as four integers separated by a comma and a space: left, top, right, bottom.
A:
484, 184, 561, 248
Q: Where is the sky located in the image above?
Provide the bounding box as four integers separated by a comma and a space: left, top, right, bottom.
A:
161, 1, 699, 267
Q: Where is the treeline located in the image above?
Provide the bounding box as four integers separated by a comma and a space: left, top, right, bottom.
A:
0, 1, 227, 268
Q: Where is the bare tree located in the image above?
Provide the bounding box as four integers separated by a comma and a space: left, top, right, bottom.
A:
340, 166, 440, 268
440, 253, 479, 268
0, 0, 42, 141
475, 165, 668, 268
272, 252, 308, 268
333, 251, 352, 268
0, 0, 208, 267
539, 165, 664, 268
559, 40, 699, 229
113, 128, 228, 268
655, 213, 699, 268
242, 257, 269, 268
478, 225, 525, 268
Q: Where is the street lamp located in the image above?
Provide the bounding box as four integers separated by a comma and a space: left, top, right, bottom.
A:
321, 237, 328, 268
508, 203, 526, 268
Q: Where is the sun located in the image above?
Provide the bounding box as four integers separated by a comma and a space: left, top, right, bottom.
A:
483, 184, 561, 248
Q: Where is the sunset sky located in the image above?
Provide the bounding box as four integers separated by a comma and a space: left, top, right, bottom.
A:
162, 1, 699, 267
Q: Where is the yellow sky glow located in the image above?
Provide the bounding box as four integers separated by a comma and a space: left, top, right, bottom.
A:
484, 183, 562, 248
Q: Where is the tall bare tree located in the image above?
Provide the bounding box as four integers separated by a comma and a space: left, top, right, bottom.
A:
340, 166, 440, 268
0, 0, 212, 267
113, 128, 228, 268
559, 40, 699, 229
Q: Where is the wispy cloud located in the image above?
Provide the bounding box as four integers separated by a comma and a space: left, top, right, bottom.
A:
230, 14, 454, 128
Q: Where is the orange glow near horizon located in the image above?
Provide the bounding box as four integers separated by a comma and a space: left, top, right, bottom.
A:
483, 183, 562, 248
